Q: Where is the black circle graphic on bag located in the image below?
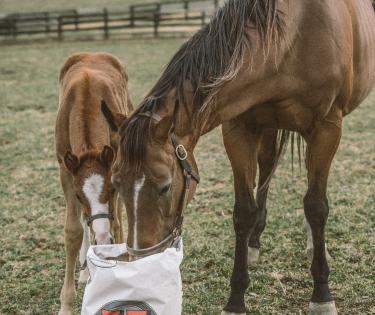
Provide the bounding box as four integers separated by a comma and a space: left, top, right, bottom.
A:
95, 300, 157, 315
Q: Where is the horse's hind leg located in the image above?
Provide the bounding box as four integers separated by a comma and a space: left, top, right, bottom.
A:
221, 121, 259, 315
304, 115, 341, 315
248, 128, 278, 265
59, 167, 83, 315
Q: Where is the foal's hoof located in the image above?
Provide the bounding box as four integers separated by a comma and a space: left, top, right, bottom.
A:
248, 247, 260, 266
58, 309, 73, 315
221, 311, 246, 315
78, 267, 89, 285
306, 246, 332, 263
309, 301, 337, 315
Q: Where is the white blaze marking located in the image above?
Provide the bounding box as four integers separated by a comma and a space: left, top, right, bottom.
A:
83, 174, 112, 244
133, 174, 145, 249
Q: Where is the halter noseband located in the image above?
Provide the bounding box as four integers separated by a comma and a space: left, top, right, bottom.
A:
86, 213, 114, 226
126, 111, 200, 258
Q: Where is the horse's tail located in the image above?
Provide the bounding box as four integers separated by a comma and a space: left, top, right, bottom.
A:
258, 130, 304, 193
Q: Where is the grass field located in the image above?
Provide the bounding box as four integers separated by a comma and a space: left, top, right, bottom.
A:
0, 36, 374, 315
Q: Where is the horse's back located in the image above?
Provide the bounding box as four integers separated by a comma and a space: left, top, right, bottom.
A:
56, 52, 130, 159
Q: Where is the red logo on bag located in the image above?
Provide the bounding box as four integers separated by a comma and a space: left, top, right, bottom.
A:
96, 301, 156, 315
102, 311, 122, 315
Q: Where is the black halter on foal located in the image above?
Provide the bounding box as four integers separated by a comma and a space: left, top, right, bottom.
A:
86, 213, 114, 227
126, 112, 200, 258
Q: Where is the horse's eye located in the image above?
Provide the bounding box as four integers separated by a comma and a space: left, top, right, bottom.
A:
159, 184, 171, 196
76, 194, 82, 202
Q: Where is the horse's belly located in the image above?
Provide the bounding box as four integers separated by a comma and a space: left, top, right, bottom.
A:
248, 102, 314, 133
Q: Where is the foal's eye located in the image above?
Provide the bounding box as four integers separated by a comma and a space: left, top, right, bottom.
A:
159, 184, 171, 196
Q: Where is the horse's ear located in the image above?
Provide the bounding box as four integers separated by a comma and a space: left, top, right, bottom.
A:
101, 100, 127, 132
100, 145, 115, 167
154, 115, 173, 144
64, 151, 79, 173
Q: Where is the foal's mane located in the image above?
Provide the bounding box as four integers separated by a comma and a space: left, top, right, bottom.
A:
121, 0, 284, 168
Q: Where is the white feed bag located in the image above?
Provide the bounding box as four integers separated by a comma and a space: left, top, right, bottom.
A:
81, 239, 183, 315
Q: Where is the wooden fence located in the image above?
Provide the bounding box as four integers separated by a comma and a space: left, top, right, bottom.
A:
0, 0, 220, 41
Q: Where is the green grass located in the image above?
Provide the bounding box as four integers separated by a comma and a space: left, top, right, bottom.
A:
0, 37, 374, 315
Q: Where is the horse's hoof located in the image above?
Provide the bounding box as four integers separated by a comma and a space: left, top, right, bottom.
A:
248, 247, 259, 266
58, 309, 73, 315
78, 267, 89, 285
306, 247, 332, 263
309, 301, 337, 315
221, 311, 246, 315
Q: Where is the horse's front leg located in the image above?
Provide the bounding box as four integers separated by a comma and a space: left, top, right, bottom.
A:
304, 114, 342, 315
59, 168, 83, 315
222, 122, 259, 314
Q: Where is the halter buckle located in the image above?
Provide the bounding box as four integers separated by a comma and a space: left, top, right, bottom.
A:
175, 144, 188, 160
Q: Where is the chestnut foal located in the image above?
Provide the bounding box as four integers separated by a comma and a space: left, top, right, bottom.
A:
55, 52, 132, 315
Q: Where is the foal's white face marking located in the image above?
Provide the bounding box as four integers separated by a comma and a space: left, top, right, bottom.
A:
83, 174, 112, 245
133, 174, 146, 249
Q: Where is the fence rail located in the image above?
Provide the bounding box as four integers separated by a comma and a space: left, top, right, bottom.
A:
0, 0, 220, 41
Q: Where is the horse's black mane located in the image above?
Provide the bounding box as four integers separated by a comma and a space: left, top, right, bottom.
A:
121, 0, 284, 168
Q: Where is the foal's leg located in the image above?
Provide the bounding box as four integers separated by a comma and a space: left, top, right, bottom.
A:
222, 122, 259, 315
78, 215, 91, 284
304, 117, 341, 315
59, 168, 83, 315
248, 128, 278, 265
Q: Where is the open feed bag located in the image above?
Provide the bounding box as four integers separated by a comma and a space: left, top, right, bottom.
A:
81, 239, 183, 315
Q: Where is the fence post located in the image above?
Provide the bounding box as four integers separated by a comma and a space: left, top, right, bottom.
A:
58, 16, 63, 41
184, 1, 189, 20
10, 17, 17, 39
103, 8, 109, 39
130, 5, 135, 27
156, 3, 161, 13
45, 12, 50, 34
214, 0, 219, 10
74, 10, 79, 30
201, 11, 206, 27
153, 12, 160, 38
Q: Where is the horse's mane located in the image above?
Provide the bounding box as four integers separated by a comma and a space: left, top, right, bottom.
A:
121, 0, 285, 168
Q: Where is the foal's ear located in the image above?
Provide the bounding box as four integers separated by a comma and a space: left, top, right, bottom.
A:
101, 100, 127, 132
64, 151, 79, 173
100, 145, 115, 167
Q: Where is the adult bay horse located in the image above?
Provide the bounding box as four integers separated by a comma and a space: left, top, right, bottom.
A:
102, 0, 375, 314
56, 52, 132, 315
